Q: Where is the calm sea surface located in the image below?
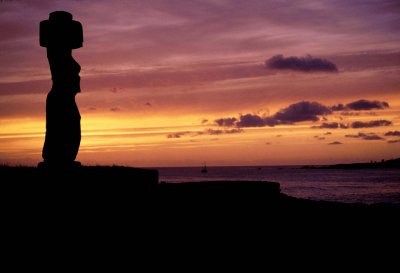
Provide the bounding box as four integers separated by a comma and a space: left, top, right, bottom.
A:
157, 166, 400, 204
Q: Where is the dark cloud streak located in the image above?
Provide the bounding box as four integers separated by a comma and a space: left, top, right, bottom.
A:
266, 55, 338, 72
167, 132, 190, 139
237, 114, 267, 127
214, 100, 394, 129
332, 99, 390, 111
312, 120, 392, 129
346, 99, 389, 110
201, 128, 243, 135
385, 131, 400, 137
236, 101, 332, 128
351, 120, 392, 128
328, 141, 343, 145
167, 128, 243, 138
345, 132, 384, 140
215, 117, 237, 127
311, 122, 348, 129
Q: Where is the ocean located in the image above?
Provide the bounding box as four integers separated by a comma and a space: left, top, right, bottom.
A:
158, 166, 400, 204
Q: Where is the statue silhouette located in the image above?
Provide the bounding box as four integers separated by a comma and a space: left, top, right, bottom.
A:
40, 11, 83, 167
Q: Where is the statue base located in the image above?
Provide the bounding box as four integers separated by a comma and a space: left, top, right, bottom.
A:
37, 161, 82, 170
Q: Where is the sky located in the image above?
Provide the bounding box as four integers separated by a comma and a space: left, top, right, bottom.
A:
0, 0, 399, 167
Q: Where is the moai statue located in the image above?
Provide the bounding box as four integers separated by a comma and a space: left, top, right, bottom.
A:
39, 11, 83, 167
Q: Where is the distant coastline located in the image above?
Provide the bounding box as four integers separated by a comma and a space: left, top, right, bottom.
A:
301, 157, 400, 170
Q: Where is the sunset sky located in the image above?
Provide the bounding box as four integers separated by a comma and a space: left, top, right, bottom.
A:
1, 0, 399, 167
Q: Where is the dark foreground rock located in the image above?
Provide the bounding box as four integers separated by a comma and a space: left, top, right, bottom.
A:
1, 165, 398, 216
2, 165, 398, 258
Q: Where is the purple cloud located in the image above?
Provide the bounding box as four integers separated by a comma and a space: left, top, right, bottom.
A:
236, 101, 331, 127
328, 141, 343, 145
385, 131, 400, 137
266, 55, 338, 72
236, 114, 267, 127
272, 101, 332, 123
217, 101, 332, 128
203, 128, 243, 135
351, 120, 392, 128
311, 122, 348, 129
167, 128, 243, 138
331, 104, 346, 111
215, 117, 237, 127
311, 120, 392, 129
332, 100, 390, 111
167, 132, 191, 138
345, 132, 384, 140
346, 99, 389, 110
340, 111, 377, 116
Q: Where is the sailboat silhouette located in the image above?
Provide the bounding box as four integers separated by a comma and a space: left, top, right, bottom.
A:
201, 162, 208, 173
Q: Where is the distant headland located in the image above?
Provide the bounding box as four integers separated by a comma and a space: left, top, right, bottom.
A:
301, 157, 400, 170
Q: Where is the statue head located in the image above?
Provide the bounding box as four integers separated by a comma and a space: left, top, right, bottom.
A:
40, 11, 83, 49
